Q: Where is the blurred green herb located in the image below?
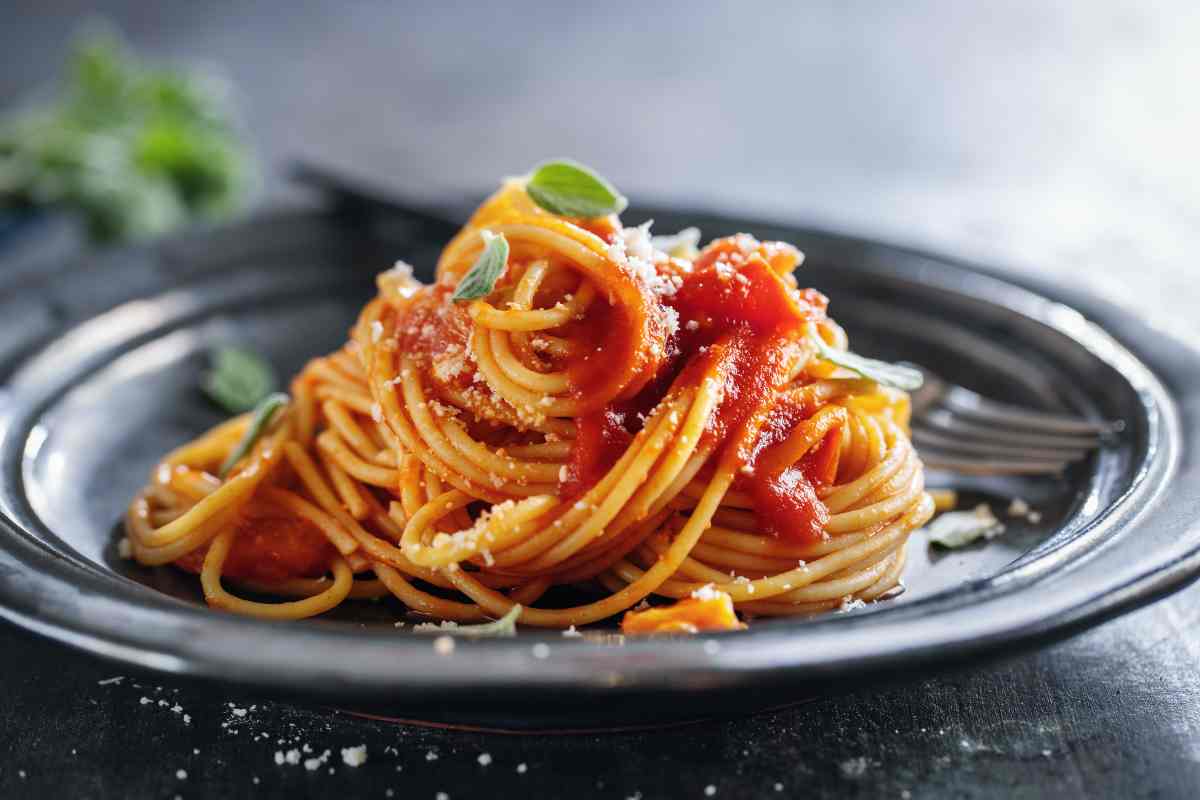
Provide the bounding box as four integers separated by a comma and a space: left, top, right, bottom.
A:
218, 392, 289, 478
204, 346, 276, 414
0, 28, 254, 243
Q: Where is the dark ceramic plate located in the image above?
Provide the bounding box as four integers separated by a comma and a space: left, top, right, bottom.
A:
1, 199, 1198, 719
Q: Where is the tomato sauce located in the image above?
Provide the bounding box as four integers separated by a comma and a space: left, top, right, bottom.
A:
565, 235, 842, 544
563, 407, 634, 496
175, 512, 335, 583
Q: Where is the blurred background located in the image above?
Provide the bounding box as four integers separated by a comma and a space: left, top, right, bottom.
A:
2, 0, 1196, 329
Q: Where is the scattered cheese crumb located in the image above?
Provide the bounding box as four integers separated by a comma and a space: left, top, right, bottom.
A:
477, 753, 492, 766
341, 745, 367, 767
426, 751, 439, 762
531, 642, 551, 659
705, 786, 716, 796
691, 583, 721, 601
436, 793, 450, 800
839, 596, 868, 613
1007, 496, 1043, 524
231, 707, 247, 718
562, 626, 582, 638
285, 749, 301, 765
97, 676, 124, 686
274, 751, 285, 766
175, 769, 187, 780
434, 635, 456, 656
517, 763, 528, 774
139, 697, 152, 705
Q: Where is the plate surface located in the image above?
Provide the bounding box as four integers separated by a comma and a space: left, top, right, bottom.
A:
1, 202, 1198, 712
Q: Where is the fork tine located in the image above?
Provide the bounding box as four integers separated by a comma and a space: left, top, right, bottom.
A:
916, 447, 1070, 476
920, 409, 1102, 452
911, 427, 1091, 463
906, 364, 1120, 476
942, 385, 1121, 437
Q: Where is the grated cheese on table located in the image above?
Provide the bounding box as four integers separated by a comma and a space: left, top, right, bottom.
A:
340, 745, 367, 767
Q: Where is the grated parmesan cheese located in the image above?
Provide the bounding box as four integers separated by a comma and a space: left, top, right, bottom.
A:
340, 745, 367, 767
839, 596, 868, 613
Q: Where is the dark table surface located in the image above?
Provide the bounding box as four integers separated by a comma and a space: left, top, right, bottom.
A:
2, 2, 1199, 798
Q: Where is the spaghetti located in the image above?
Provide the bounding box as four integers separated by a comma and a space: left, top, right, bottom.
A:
125, 166, 934, 631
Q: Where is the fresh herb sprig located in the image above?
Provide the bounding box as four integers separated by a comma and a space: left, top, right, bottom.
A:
218, 392, 289, 478
413, 604, 522, 637
525, 159, 627, 218
651, 226, 702, 259
811, 326, 924, 391
452, 230, 509, 302
926, 504, 1006, 549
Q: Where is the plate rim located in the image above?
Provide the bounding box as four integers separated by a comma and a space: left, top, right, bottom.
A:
0, 204, 1197, 700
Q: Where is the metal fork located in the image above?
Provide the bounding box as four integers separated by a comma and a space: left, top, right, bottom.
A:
908, 367, 1122, 475
290, 163, 1122, 476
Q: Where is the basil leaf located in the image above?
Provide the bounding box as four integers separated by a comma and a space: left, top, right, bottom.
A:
526, 159, 627, 218
452, 231, 509, 302
413, 604, 522, 637
926, 504, 1006, 549
218, 392, 289, 478
204, 346, 275, 413
813, 335, 924, 391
